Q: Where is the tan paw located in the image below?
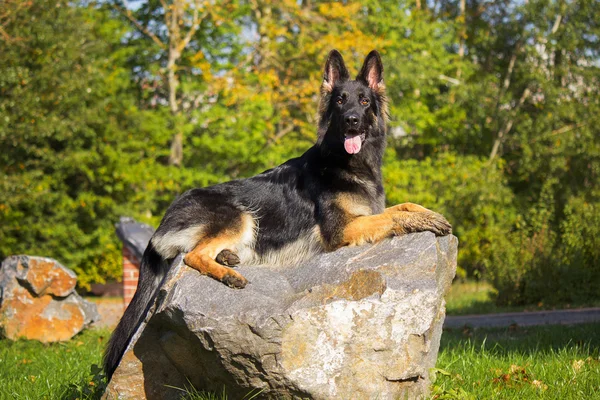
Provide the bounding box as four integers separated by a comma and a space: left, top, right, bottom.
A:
417, 212, 452, 236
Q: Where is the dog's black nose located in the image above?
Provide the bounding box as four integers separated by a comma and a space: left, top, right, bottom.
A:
346, 115, 359, 127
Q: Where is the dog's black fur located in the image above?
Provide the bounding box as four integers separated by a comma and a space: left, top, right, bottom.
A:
104, 50, 451, 379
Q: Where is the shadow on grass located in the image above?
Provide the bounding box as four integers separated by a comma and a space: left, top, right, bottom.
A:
440, 322, 600, 356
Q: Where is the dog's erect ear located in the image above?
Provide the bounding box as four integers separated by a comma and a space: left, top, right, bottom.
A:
322, 50, 349, 93
357, 50, 384, 91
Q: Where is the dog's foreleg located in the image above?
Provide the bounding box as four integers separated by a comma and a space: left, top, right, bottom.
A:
339, 213, 397, 247
340, 211, 451, 247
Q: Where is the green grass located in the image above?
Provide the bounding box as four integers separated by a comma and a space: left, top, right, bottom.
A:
434, 323, 600, 399
0, 329, 109, 400
446, 280, 600, 316
2, 322, 599, 399
182, 386, 263, 400
446, 280, 501, 315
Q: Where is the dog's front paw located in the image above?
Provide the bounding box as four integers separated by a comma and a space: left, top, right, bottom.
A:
418, 212, 452, 236
221, 272, 248, 289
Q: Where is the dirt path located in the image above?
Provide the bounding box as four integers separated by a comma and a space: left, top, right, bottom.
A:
444, 307, 600, 329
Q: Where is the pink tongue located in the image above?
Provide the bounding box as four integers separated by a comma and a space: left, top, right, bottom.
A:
344, 136, 362, 154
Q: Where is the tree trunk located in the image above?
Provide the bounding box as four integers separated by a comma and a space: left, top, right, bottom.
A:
457, 0, 466, 79
169, 132, 183, 167
167, 1, 183, 167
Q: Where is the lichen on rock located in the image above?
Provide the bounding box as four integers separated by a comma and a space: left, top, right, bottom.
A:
0, 255, 99, 343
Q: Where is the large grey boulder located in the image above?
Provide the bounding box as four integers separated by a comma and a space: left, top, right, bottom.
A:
0, 255, 100, 342
106, 232, 457, 399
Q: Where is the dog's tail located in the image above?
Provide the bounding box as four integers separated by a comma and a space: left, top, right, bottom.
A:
103, 241, 167, 380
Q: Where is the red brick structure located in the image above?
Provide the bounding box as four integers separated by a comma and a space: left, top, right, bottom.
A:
122, 246, 140, 307
115, 216, 154, 307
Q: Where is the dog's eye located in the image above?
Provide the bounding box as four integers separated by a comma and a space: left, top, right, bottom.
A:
336, 97, 344, 105
360, 98, 370, 106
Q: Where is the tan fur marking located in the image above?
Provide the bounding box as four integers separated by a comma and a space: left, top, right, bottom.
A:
151, 225, 207, 259
336, 193, 373, 218
340, 213, 398, 248
385, 202, 431, 213
184, 236, 248, 288
377, 83, 390, 123
185, 252, 234, 280
183, 215, 255, 288
322, 80, 333, 93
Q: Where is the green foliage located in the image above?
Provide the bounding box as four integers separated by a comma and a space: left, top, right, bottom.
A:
446, 280, 600, 316
561, 199, 600, 272
484, 186, 600, 306
517, 197, 600, 306
0, 1, 180, 288
383, 151, 517, 278
0, 0, 598, 306
361, 0, 470, 148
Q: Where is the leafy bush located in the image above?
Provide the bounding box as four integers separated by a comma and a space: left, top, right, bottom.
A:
384, 150, 517, 280
519, 198, 600, 306
484, 189, 600, 306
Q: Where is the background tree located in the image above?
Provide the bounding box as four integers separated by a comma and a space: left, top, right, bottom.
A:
0, 0, 178, 288
0, 0, 598, 306
112, 0, 245, 167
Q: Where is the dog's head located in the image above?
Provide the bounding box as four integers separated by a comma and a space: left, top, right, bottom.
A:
318, 50, 388, 155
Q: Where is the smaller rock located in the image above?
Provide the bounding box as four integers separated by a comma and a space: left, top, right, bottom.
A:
0, 255, 100, 342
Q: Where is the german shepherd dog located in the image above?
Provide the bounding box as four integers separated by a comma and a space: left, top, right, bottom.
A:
104, 50, 452, 378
